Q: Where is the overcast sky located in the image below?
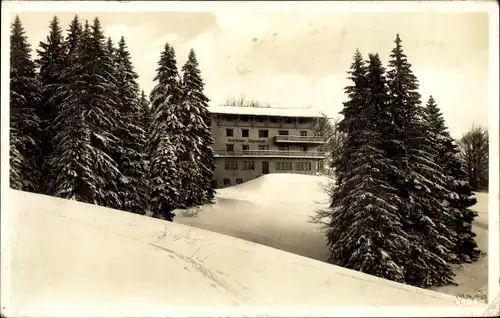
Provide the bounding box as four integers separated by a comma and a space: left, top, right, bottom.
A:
16, 10, 490, 138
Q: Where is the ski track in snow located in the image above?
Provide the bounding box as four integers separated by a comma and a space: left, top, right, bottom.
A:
2, 187, 471, 317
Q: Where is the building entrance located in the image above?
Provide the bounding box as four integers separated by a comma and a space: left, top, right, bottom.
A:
262, 161, 269, 174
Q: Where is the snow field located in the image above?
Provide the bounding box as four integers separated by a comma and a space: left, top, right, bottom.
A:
175, 173, 490, 297
431, 192, 489, 295
1, 188, 477, 317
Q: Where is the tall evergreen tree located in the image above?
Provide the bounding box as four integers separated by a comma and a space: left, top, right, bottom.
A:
326, 53, 413, 283
35, 16, 67, 193
113, 36, 149, 214
180, 49, 216, 205
424, 96, 479, 263
147, 43, 184, 220
139, 89, 152, 214
106, 37, 116, 56
48, 18, 123, 208
65, 15, 83, 56
139, 90, 151, 130
334, 49, 368, 185
44, 15, 83, 194
10, 15, 43, 192
386, 34, 456, 287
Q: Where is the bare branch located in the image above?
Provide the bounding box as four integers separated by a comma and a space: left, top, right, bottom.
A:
457, 124, 489, 191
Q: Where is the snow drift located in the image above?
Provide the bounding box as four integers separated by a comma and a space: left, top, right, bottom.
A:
215, 173, 332, 204
0, 189, 476, 317
177, 174, 333, 262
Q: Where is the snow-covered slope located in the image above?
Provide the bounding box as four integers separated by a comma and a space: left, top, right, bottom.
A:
1, 189, 473, 317
176, 174, 490, 297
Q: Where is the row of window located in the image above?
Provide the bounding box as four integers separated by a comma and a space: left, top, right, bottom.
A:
276, 162, 311, 171
278, 145, 310, 152
219, 115, 310, 125
226, 128, 308, 138
225, 160, 312, 171
225, 160, 255, 170
225, 144, 309, 152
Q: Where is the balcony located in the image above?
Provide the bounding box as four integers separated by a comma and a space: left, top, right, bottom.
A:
214, 150, 326, 159
273, 135, 325, 145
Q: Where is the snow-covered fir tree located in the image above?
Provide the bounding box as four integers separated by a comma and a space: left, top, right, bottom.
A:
10, 15, 43, 192
139, 89, 152, 214
48, 18, 123, 208
139, 90, 151, 131
35, 16, 67, 192
106, 37, 115, 56
147, 43, 185, 220
424, 96, 480, 263
326, 52, 412, 283
44, 15, 83, 194
112, 36, 149, 214
333, 49, 367, 186
65, 15, 84, 56
180, 49, 216, 205
386, 34, 456, 287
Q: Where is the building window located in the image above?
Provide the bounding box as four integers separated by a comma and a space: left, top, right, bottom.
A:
299, 118, 305, 124
270, 117, 278, 123
296, 162, 312, 171
285, 118, 293, 124
223, 178, 231, 186
258, 130, 269, 138
242, 129, 249, 137
240, 115, 249, 122
242, 161, 255, 170
242, 145, 249, 151
226, 128, 234, 137
226, 144, 234, 152
258, 117, 264, 122
236, 178, 243, 184
276, 161, 293, 171
278, 130, 289, 136
300, 131, 307, 137
225, 160, 238, 170
301, 145, 308, 152
279, 145, 289, 151
258, 145, 270, 150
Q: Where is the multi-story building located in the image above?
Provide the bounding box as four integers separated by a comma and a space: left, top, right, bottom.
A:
209, 105, 327, 188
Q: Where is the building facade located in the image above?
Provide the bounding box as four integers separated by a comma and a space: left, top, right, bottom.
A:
209, 106, 326, 188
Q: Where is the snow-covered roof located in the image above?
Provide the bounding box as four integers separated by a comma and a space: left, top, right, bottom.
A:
209, 105, 323, 118
2, 188, 475, 317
